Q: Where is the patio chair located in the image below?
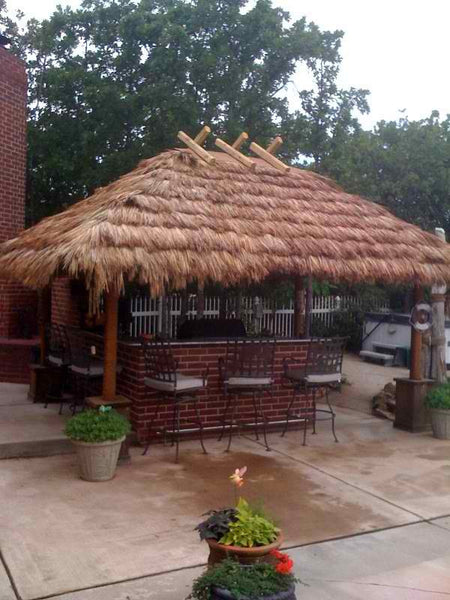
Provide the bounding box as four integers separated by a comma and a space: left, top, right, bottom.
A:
65, 327, 105, 415
218, 338, 276, 452
44, 323, 71, 411
141, 337, 208, 462
281, 336, 347, 445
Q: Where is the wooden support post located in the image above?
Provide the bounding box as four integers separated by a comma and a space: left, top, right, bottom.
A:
102, 289, 119, 403
235, 289, 242, 319
410, 284, 424, 381
38, 286, 51, 365
160, 294, 169, 338
293, 276, 305, 337
305, 276, 313, 338
180, 289, 188, 322
197, 282, 205, 319
431, 227, 447, 383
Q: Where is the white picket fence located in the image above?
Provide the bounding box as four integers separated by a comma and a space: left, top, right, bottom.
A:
129, 294, 389, 338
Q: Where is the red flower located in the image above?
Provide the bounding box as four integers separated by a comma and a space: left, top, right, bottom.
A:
275, 558, 293, 574
270, 549, 284, 559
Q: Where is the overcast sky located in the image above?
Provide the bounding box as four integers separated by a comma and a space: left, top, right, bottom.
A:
5, 0, 450, 129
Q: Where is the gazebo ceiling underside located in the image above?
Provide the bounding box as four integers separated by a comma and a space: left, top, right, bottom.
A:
1, 148, 450, 299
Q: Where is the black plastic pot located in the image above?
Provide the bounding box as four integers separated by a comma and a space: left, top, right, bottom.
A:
212, 584, 297, 600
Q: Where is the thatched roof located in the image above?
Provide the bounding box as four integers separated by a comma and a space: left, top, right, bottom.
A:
1, 148, 450, 299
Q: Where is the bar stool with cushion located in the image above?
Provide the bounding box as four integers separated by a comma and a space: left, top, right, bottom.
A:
218, 338, 276, 452
282, 336, 347, 445
142, 338, 208, 462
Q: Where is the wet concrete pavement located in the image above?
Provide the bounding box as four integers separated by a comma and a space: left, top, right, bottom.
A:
1, 407, 450, 599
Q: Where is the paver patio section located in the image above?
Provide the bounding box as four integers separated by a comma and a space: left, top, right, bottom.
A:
1, 408, 450, 599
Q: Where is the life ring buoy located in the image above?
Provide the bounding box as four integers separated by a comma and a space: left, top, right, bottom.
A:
409, 302, 432, 332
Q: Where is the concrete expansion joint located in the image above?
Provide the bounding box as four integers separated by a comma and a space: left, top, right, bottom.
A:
305, 578, 450, 596
0, 547, 21, 600
26, 562, 208, 600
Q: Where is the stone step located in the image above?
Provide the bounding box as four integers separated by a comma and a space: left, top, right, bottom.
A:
359, 350, 394, 366
0, 437, 74, 460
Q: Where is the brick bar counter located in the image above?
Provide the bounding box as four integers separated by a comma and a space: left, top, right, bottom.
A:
112, 338, 310, 443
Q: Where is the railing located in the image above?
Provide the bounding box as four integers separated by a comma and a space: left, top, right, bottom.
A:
129, 294, 390, 339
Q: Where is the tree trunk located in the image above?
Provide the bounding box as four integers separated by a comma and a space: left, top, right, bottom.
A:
431, 227, 447, 383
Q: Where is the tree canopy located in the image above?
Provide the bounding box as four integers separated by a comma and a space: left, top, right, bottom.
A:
2, 0, 449, 239
1, 0, 369, 222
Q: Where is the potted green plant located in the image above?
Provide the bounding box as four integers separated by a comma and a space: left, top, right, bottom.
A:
196, 467, 282, 566
188, 556, 298, 600
64, 406, 131, 481
425, 382, 450, 439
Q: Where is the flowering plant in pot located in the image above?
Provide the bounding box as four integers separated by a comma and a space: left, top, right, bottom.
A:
64, 406, 131, 481
188, 554, 298, 600
196, 467, 282, 566
425, 383, 450, 439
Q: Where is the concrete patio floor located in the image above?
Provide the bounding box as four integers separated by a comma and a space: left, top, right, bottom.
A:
2, 408, 450, 600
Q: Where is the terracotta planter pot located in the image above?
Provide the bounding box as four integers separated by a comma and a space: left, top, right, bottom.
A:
206, 534, 283, 567
71, 436, 125, 482
212, 584, 296, 600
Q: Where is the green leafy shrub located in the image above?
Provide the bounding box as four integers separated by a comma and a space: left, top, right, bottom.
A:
425, 383, 450, 410
195, 508, 237, 541
64, 408, 131, 443
188, 558, 297, 600
219, 498, 279, 548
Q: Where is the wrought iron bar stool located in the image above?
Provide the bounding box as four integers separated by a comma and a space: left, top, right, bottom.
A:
141, 338, 208, 462
218, 338, 276, 452
44, 323, 71, 412
282, 337, 347, 445
66, 327, 105, 415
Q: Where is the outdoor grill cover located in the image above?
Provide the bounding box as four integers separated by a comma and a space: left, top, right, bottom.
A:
177, 318, 247, 339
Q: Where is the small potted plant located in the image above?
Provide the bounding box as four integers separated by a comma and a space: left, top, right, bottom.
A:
425, 382, 450, 439
64, 406, 131, 481
188, 555, 298, 600
196, 467, 282, 566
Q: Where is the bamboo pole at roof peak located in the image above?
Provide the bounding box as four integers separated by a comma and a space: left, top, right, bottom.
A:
177, 130, 215, 165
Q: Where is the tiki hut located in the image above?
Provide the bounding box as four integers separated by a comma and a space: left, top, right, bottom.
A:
1, 129, 450, 402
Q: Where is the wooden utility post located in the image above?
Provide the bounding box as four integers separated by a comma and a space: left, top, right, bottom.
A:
293, 276, 305, 337
102, 289, 119, 402
409, 284, 424, 381
431, 227, 447, 383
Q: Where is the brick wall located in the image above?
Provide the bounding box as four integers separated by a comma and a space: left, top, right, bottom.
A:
0, 45, 37, 344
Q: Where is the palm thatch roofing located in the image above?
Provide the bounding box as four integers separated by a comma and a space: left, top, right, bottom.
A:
1, 148, 450, 301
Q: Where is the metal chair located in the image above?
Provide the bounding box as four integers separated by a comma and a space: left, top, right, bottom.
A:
141, 338, 208, 462
282, 337, 347, 445
44, 323, 71, 411
218, 338, 276, 452
65, 327, 105, 415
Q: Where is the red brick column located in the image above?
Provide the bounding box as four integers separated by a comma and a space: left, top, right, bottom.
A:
51, 279, 82, 327
0, 46, 36, 339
